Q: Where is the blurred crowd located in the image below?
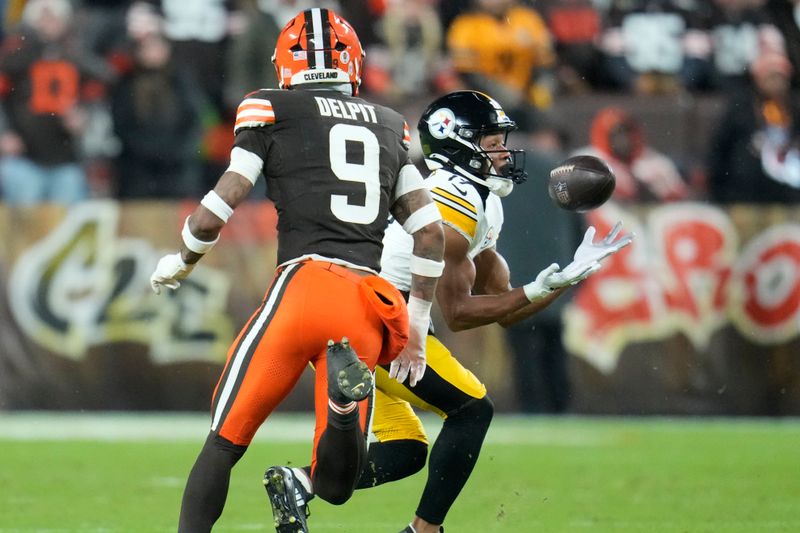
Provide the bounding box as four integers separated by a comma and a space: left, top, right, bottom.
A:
1, 0, 799, 414
0, 0, 799, 205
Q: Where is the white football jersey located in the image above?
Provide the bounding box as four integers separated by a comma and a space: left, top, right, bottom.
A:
381, 167, 504, 291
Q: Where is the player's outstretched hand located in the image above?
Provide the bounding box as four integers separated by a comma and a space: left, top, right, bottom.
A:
573, 221, 634, 265
523, 224, 632, 301
546, 260, 602, 288
150, 253, 194, 295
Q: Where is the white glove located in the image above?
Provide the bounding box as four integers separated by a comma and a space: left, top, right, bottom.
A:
572, 221, 634, 265
523, 262, 560, 302
522, 261, 601, 302
547, 260, 602, 288
390, 296, 430, 387
150, 253, 195, 295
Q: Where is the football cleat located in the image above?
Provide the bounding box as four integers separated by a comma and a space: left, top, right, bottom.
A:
326, 337, 373, 403
264, 466, 314, 533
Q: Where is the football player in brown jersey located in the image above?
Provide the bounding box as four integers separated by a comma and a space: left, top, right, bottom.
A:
150, 9, 445, 533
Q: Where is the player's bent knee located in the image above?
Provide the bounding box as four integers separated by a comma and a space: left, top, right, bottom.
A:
380, 439, 428, 478
451, 394, 494, 431
405, 439, 428, 475
205, 432, 248, 464
478, 394, 495, 420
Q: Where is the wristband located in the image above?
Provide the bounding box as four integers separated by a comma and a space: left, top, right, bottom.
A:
181, 217, 219, 254
200, 191, 234, 223
410, 254, 445, 278
407, 295, 433, 318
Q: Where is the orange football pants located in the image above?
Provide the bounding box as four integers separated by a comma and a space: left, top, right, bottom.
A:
209, 260, 406, 469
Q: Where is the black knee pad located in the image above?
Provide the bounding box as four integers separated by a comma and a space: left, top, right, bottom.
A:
449, 394, 494, 430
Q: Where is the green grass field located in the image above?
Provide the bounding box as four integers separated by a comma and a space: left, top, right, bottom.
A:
1, 413, 798, 532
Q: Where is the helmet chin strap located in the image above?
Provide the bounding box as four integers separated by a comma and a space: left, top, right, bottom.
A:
486, 176, 514, 197
484, 161, 515, 197
475, 157, 516, 197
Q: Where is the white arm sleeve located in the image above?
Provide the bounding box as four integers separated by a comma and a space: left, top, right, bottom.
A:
393, 164, 426, 201
226, 147, 263, 185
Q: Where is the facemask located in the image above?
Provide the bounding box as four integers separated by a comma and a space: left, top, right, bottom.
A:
486, 176, 514, 197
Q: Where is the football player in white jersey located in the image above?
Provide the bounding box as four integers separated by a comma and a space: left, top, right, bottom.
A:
368, 91, 632, 533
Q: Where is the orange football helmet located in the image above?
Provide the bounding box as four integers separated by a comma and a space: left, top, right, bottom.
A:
272, 8, 365, 95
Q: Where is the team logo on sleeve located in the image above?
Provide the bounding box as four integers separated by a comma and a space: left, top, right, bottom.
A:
428, 108, 456, 140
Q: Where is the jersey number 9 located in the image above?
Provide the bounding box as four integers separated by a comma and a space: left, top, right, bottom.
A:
329, 123, 381, 224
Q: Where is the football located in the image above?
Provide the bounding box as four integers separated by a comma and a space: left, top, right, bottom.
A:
548, 155, 616, 212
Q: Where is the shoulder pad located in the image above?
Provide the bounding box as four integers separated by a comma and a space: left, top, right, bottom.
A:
428, 171, 481, 239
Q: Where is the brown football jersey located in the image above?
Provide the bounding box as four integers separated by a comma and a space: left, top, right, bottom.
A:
232, 88, 412, 272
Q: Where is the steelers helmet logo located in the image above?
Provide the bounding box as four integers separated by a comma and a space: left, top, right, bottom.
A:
496, 108, 511, 124
428, 108, 456, 140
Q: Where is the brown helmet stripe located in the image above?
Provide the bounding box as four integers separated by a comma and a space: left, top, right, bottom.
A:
302, 9, 316, 68
303, 8, 331, 70
320, 8, 332, 68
